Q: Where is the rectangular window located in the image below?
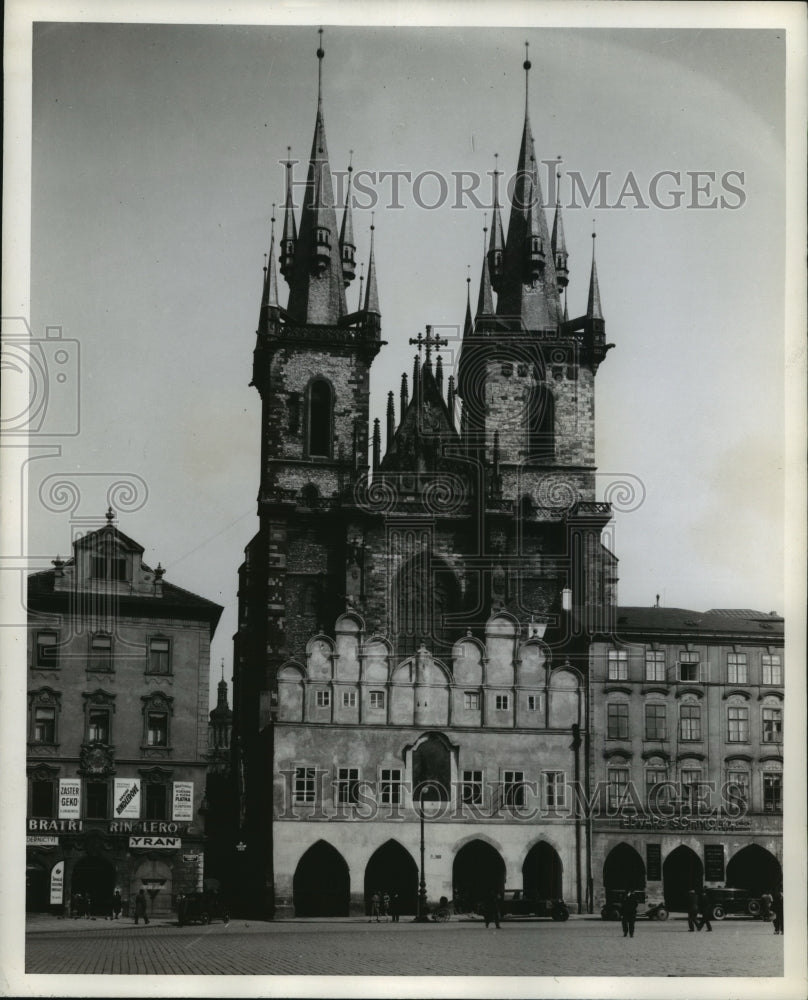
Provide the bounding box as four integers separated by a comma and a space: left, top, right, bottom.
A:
762, 655, 783, 686
645, 703, 666, 740
645, 768, 668, 806
608, 649, 628, 681
726, 769, 749, 806
369, 690, 385, 710
380, 768, 402, 805
88, 708, 110, 744
85, 780, 108, 819
495, 694, 510, 711
461, 769, 483, 805
336, 767, 360, 805
148, 638, 171, 675
763, 773, 782, 813
503, 770, 525, 808
680, 704, 701, 741
90, 634, 112, 671
680, 769, 702, 810
464, 691, 480, 710
315, 690, 331, 708
144, 783, 168, 820
679, 652, 700, 682
527, 695, 538, 711
607, 768, 629, 810
762, 708, 782, 743
727, 653, 748, 685
607, 702, 629, 739
293, 767, 316, 804
645, 650, 665, 682
35, 632, 59, 669
146, 712, 168, 747
31, 780, 56, 819
33, 707, 56, 744
544, 771, 566, 810
727, 706, 749, 742
342, 691, 356, 708
92, 555, 127, 581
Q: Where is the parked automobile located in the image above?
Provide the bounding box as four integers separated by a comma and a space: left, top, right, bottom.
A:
703, 887, 763, 920
176, 890, 230, 926
491, 889, 570, 921
600, 889, 668, 921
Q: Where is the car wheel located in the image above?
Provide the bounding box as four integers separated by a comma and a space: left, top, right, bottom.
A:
747, 900, 761, 916
711, 905, 725, 920
557, 908, 570, 922
655, 907, 669, 921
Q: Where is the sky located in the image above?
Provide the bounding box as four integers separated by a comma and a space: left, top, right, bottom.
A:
16, 15, 794, 712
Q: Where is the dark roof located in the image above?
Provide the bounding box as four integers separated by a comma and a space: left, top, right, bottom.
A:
612, 606, 784, 639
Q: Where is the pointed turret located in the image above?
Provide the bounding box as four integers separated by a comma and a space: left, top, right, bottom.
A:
496, 43, 563, 331
477, 224, 495, 318
551, 164, 569, 292
463, 269, 473, 338
372, 418, 381, 472
260, 209, 280, 321
386, 391, 395, 451
285, 31, 349, 325
447, 375, 456, 430
339, 152, 357, 287
364, 221, 380, 318
587, 229, 603, 322
435, 353, 444, 397
400, 372, 409, 420
279, 151, 297, 280
487, 154, 505, 292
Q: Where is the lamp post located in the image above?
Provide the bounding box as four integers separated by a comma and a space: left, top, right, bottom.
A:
413, 795, 430, 922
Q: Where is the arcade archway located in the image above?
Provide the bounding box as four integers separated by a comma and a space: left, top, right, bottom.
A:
603, 843, 646, 893
523, 842, 563, 899
364, 840, 418, 915
726, 845, 782, 895
662, 845, 703, 912
293, 841, 350, 917
72, 855, 115, 916
453, 839, 505, 909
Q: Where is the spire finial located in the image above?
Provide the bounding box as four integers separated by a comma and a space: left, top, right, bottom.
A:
523, 41, 531, 111
271, 203, 276, 233
105, 506, 115, 523
357, 261, 365, 311
221, 658, 225, 683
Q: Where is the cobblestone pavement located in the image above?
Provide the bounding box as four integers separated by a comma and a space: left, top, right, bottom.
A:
22, 913, 785, 979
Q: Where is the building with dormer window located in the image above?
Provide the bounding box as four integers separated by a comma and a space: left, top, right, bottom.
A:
26, 511, 222, 918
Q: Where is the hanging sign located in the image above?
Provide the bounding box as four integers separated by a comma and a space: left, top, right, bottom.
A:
172, 781, 194, 822
58, 779, 81, 819
113, 778, 141, 818
50, 861, 64, 904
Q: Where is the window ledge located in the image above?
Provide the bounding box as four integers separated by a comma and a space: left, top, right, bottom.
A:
140, 746, 172, 759
758, 690, 784, 701
675, 686, 704, 699
641, 685, 669, 696
722, 689, 751, 700
604, 685, 632, 696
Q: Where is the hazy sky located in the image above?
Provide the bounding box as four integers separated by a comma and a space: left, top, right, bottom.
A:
25, 19, 789, 709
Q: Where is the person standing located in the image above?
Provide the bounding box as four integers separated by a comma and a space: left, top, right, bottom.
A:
482, 887, 501, 929
369, 889, 381, 922
696, 890, 712, 932
771, 889, 783, 935
388, 891, 400, 923
112, 889, 122, 920
382, 890, 390, 921
133, 888, 149, 925
760, 890, 773, 922
687, 890, 700, 931
620, 890, 638, 938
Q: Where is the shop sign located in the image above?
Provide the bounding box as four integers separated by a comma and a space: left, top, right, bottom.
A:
618, 816, 752, 832
28, 818, 82, 833
58, 780, 81, 820
109, 820, 186, 834
27, 835, 59, 847
129, 836, 181, 849
113, 778, 141, 818
172, 781, 194, 821
704, 844, 726, 882
50, 861, 64, 904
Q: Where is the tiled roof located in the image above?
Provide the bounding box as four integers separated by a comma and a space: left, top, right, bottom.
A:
614, 606, 784, 637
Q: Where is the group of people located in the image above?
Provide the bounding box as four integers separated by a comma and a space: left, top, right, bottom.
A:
760, 889, 784, 934
368, 889, 400, 922
69, 887, 148, 922
686, 890, 713, 932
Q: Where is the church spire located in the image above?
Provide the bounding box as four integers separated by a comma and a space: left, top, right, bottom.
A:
260, 208, 280, 315
587, 226, 603, 321
495, 43, 562, 331
285, 29, 348, 325
551, 161, 569, 293
463, 266, 473, 337
339, 151, 357, 287
279, 149, 297, 280
487, 153, 505, 292
477, 221, 495, 318
363, 218, 380, 319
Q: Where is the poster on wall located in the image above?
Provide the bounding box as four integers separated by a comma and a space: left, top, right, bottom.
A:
172, 781, 194, 821
49, 861, 64, 904
112, 778, 141, 819
58, 779, 81, 819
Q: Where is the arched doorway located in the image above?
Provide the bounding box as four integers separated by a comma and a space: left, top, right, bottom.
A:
726, 845, 782, 895
133, 859, 173, 918
603, 843, 646, 893
364, 840, 418, 916
523, 842, 563, 899
293, 841, 350, 917
26, 860, 50, 912
662, 845, 703, 912
71, 855, 115, 916
453, 840, 505, 910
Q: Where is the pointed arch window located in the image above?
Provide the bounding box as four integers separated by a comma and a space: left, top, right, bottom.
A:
306, 379, 333, 458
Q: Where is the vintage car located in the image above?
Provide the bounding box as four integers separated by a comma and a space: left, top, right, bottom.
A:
703, 887, 764, 920
494, 890, 570, 921
176, 890, 230, 926
600, 889, 669, 921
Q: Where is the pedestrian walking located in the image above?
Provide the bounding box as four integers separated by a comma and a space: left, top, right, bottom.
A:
687, 889, 700, 931
382, 890, 390, 921
482, 886, 501, 929
133, 888, 150, 925
84, 893, 92, 918
112, 889, 122, 920
771, 889, 783, 935
760, 890, 773, 922
696, 890, 712, 932
369, 889, 382, 922
388, 891, 400, 923
620, 890, 638, 938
